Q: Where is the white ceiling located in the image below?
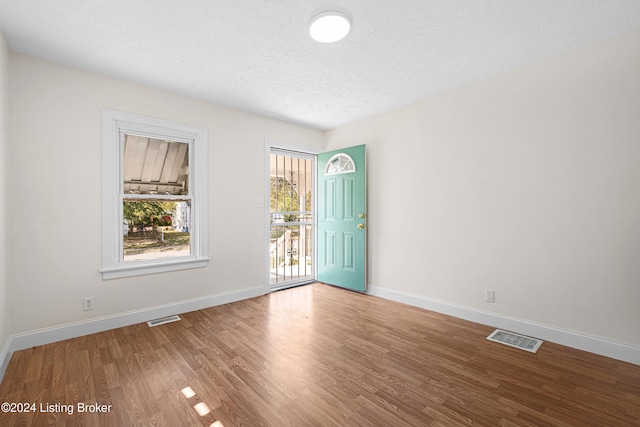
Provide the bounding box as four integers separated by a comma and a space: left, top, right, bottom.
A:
1, 1, 640, 130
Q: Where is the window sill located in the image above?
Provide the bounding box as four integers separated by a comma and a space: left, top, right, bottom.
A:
101, 257, 209, 280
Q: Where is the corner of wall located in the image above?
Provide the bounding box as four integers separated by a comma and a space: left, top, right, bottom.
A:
0, 28, 12, 381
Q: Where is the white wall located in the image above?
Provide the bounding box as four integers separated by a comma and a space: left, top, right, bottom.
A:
8, 54, 324, 335
326, 29, 640, 349
0, 31, 10, 361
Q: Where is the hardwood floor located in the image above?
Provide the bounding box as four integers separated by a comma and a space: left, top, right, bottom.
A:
1, 282, 639, 426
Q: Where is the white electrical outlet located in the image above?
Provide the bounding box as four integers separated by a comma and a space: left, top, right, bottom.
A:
485, 289, 495, 303
83, 297, 94, 311
255, 198, 265, 208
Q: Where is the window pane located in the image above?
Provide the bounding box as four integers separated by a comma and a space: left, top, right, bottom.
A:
123, 200, 191, 261
123, 134, 189, 195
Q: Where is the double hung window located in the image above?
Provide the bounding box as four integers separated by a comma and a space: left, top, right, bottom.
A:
101, 110, 208, 279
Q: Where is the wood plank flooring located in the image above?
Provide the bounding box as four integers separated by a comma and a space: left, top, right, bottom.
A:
1, 283, 639, 426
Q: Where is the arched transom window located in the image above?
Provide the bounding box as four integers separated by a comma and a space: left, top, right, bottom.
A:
324, 153, 356, 175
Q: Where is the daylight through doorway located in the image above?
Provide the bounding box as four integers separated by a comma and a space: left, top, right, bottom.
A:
269, 149, 315, 289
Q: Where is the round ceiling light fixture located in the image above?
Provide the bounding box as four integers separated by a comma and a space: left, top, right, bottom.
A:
309, 10, 352, 43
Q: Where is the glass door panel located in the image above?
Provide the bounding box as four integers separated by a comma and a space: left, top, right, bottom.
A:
269, 150, 315, 289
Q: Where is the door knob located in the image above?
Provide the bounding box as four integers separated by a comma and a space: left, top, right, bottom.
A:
357, 223, 365, 229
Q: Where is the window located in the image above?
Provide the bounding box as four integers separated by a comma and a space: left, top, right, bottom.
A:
101, 110, 208, 279
324, 153, 356, 175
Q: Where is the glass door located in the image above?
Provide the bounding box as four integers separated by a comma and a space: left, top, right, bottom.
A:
269, 149, 315, 290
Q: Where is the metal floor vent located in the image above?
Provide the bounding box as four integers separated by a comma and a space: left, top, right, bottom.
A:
487, 329, 543, 353
147, 315, 181, 327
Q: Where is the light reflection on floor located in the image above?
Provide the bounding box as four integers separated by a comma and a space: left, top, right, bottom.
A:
180, 386, 224, 426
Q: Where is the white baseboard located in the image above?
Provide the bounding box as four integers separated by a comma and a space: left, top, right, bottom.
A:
0, 336, 11, 380
369, 285, 640, 366
0, 286, 265, 380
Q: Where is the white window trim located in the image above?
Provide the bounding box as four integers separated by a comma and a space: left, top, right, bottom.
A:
101, 109, 209, 279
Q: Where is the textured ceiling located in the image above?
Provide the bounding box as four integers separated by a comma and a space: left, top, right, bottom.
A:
1, 1, 640, 130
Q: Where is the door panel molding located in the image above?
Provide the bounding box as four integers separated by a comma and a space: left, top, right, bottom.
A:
324, 178, 337, 221
325, 231, 336, 268
343, 232, 356, 271
343, 177, 356, 221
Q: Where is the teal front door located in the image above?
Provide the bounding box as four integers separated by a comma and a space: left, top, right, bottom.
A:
317, 145, 366, 292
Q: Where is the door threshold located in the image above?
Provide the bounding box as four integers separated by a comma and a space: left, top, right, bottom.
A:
270, 279, 317, 292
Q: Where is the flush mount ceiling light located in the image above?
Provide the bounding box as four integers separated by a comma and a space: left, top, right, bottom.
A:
309, 10, 352, 43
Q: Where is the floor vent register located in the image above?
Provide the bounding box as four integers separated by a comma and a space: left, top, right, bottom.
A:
487, 329, 543, 353
147, 315, 181, 327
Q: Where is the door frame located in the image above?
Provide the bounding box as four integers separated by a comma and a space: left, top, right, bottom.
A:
264, 139, 321, 294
